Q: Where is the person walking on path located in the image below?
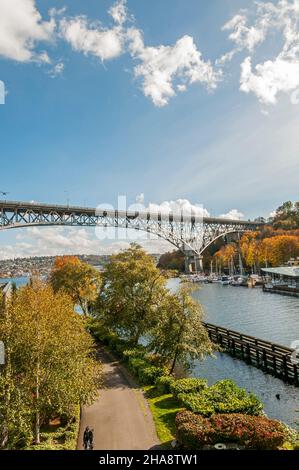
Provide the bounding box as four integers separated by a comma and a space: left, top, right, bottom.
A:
83, 426, 90, 450
88, 428, 94, 450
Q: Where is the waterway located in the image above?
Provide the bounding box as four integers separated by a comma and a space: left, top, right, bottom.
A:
0, 276, 29, 287
168, 279, 299, 429
2, 276, 299, 428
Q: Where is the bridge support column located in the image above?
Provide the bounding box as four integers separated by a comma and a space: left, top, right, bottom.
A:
184, 256, 192, 274
184, 251, 203, 273
194, 255, 203, 272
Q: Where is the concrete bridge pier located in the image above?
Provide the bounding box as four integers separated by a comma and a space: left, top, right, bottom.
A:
184, 251, 203, 274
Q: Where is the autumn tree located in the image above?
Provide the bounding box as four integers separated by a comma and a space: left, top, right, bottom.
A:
50, 256, 101, 316
273, 201, 299, 229
260, 235, 299, 266
96, 244, 167, 344
148, 285, 214, 374
0, 281, 101, 447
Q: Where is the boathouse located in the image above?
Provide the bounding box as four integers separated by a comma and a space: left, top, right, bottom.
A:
262, 266, 299, 297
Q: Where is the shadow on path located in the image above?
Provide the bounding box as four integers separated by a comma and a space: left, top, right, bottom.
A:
77, 347, 160, 450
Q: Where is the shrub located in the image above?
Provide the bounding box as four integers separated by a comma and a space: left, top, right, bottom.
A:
155, 375, 175, 394
170, 378, 208, 398
178, 393, 214, 417
128, 357, 148, 375
175, 410, 286, 450
107, 334, 123, 351
177, 379, 263, 417
144, 352, 164, 366
88, 321, 115, 345
138, 365, 165, 385
122, 346, 145, 361
114, 339, 130, 355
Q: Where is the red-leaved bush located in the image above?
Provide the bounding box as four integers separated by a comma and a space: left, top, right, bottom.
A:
175, 411, 286, 450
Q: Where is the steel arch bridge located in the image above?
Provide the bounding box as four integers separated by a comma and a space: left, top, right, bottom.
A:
0, 201, 262, 261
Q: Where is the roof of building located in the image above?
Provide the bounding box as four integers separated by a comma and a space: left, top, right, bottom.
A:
261, 266, 299, 278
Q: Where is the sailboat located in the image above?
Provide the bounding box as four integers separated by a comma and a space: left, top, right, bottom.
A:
231, 252, 248, 286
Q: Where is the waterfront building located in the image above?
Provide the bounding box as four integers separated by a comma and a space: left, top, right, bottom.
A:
262, 266, 299, 297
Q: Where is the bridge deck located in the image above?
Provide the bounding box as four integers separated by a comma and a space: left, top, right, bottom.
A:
0, 200, 262, 226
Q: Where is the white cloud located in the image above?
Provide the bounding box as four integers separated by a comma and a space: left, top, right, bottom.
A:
109, 0, 128, 26
222, 0, 299, 105
143, 199, 211, 217
135, 193, 145, 204
0, 0, 220, 106
240, 56, 299, 104
60, 17, 125, 62
48, 62, 64, 78
269, 210, 277, 219
219, 209, 244, 220
0, 80, 5, 104
0, 226, 172, 260
222, 12, 269, 55
0, 0, 55, 62
127, 28, 220, 107
59, 1, 129, 62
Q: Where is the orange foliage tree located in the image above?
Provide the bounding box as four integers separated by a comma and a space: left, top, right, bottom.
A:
213, 231, 299, 271
50, 256, 101, 316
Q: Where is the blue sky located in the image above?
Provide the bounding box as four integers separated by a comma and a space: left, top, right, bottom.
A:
0, 0, 299, 257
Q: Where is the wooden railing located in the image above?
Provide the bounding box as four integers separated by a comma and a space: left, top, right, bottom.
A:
203, 322, 298, 386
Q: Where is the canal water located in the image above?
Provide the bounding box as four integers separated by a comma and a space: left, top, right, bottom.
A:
0, 276, 29, 287
168, 279, 299, 429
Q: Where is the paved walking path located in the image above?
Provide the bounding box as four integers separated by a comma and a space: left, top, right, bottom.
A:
77, 347, 160, 450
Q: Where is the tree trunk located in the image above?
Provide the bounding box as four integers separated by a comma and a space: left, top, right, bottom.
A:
169, 347, 179, 374
35, 363, 40, 444
1, 306, 12, 448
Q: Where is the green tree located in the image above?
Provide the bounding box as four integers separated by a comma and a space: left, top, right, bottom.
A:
158, 250, 185, 272
97, 244, 167, 344
0, 281, 101, 447
273, 201, 299, 229
148, 285, 215, 374
50, 256, 101, 316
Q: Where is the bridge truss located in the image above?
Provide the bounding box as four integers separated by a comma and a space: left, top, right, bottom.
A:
0, 201, 262, 257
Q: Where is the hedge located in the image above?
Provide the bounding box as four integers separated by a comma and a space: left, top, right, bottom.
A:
122, 347, 145, 360
155, 375, 175, 394
89, 323, 166, 386
170, 378, 208, 398
175, 410, 286, 450
138, 365, 166, 385
177, 379, 263, 417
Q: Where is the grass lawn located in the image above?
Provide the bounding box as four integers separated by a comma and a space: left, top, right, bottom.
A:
144, 386, 182, 449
